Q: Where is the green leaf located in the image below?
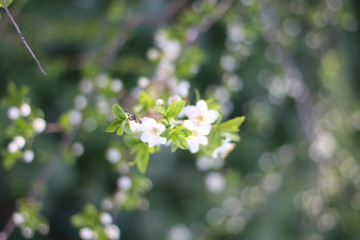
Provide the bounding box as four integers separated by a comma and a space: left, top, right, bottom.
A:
105, 119, 122, 133
174, 126, 192, 137
0, 0, 14, 8
170, 132, 188, 150
112, 104, 126, 120
154, 105, 166, 116
135, 148, 150, 174
171, 143, 178, 152
218, 116, 246, 132
123, 135, 142, 147
138, 92, 155, 111
160, 128, 172, 138
116, 125, 124, 136
166, 101, 185, 119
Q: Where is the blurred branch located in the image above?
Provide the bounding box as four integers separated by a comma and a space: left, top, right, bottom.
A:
0, 0, 47, 75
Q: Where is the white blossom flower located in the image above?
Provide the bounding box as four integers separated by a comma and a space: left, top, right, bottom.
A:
7, 106, 20, 120
20, 103, 31, 117
184, 100, 218, 129
147, 47, 160, 60
205, 172, 226, 193
12, 212, 25, 225
138, 76, 150, 88
23, 150, 34, 163
106, 148, 121, 163
100, 212, 113, 225
128, 120, 141, 133
156, 99, 164, 106
117, 176, 132, 190
212, 138, 236, 159
140, 117, 166, 147
32, 118, 47, 133
74, 95, 88, 110
168, 95, 182, 105
104, 224, 121, 240
183, 120, 209, 153
111, 79, 123, 92
79, 227, 96, 240
14, 136, 26, 149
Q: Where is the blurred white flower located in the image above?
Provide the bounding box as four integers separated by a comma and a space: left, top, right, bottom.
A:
106, 148, 121, 164
168, 95, 182, 105
147, 47, 160, 60
104, 224, 121, 240
14, 136, 26, 149
72, 142, 84, 157
74, 95, 88, 110
32, 118, 47, 133
111, 79, 123, 92
8, 106, 20, 120
205, 172, 226, 193
140, 117, 166, 147
183, 120, 209, 153
138, 76, 150, 88
79, 227, 96, 240
20, 103, 31, 117
156, 99, 164, 106
79, 78, 94, 94
100, 212, 113, 225
12, 212, 25, 225
167, 224, 192, 240
23, 150, 35, 163
212, 138, 236, 159
117, 176, 132, 190
184, 100, 218, 129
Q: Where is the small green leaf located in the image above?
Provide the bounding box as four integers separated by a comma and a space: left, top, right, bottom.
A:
170, 132, 188, 150
112, 104, 126, 120
105, 119, 122, 133
174, 126, 192, 137
166, 101, 185, 119
135, 148, 150, 174
0, 0, 14, 8
171, 143, 178, 152
116, 126, 124, 136
123, 135, 142, 147
154, 105, 166, 116
160, 128, 172, 138
138, 92, 155, 111
218, 116, 246, 132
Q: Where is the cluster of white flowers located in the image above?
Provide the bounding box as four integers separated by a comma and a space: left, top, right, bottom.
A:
79, 212, 120, 240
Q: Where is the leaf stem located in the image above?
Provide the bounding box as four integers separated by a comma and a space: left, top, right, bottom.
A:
1, 0, 47, 75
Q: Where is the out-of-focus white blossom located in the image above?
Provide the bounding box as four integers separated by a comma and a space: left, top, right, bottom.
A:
72, 142, 84, 157
156, 99, 164, 106
79, 78, 94, 94
128, 120, 141, 133
104, 224, 121, 240
117, 176, 132, 190
140, 117, 166, 147
8, 106, 21, 120
212, 138, 236, 159
74, 95, 88, 110
70, 110, 83, 125
12, 212, 25, 225
111, 79, 123, 92
166, 224, 192, 240
100, 212, 113, 225
14, 136, 26, 149
32, 118, 47, 133
23, 150, 35, 163
20, 103, 31, 117
21, 227, 34, 239
79, 227, 96, 240
137, 76, 149, 88
106, 148, 121, 164
205, 172, 226, 193
147, 47, 160, 60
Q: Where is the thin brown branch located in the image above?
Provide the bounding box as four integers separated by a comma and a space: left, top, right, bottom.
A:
1, 0, 47, 75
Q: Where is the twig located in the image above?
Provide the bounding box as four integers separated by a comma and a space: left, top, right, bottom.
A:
1, 0, 47, 75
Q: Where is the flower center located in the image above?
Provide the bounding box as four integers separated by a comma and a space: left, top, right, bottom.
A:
196, 114, 206, 124
151, 127, 160, 135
